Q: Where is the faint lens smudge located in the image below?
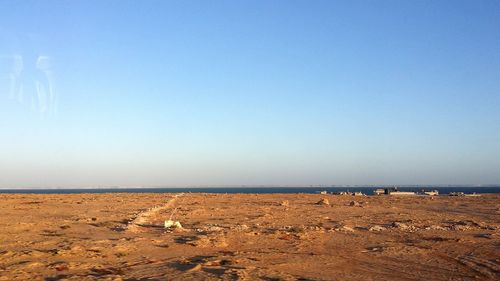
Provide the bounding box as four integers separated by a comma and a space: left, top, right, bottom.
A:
0, 53, 57, 115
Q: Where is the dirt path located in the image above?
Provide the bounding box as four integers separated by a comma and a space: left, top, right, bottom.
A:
127, 193, 184, 233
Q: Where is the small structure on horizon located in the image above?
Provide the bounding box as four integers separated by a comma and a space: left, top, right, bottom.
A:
422, 190, 439, 196
449, 192, 481, 197
373, 187, 416, 196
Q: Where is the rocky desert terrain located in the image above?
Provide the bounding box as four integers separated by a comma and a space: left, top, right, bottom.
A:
0, 193, 498, 280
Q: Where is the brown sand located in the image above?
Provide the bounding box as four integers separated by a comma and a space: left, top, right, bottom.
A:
0, 193, 498, 280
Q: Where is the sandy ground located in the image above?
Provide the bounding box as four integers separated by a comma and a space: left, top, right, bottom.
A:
0, 193, 498, 281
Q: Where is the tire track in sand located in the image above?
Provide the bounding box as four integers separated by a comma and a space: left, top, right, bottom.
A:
127, 193, 184, 233
457, 254, 500, 279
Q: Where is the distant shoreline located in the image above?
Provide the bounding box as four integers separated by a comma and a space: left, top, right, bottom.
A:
1, 186, 499, 194
1, 184, 499, 190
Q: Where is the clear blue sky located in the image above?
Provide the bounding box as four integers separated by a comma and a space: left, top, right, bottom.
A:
1, 1, 499, 188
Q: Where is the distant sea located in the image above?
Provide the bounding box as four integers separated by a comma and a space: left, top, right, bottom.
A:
1, 186, 499, 195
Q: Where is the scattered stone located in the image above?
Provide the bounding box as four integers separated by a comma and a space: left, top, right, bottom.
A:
335, 226, 355, 232
369, 225, 386, 232
186, 263, 202, 272
164, 220, 183, 229
201, 225, 224, 232
316, 198, 330, 205
306, 225, 324, 231
280, 200, 289, 207
290, 225, 307, 233
391, 222, 409, 230
426, 225, 447, 231
349, 201, 361, 207
451, 224, 471, 231
446, 221, 475, 231
232, 224, 250, 231
477, 222, 497, 230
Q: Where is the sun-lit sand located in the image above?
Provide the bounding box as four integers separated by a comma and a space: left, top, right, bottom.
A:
0, 193, 498, 280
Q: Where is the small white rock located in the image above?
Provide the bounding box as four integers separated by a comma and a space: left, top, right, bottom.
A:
164, 220, 183, 229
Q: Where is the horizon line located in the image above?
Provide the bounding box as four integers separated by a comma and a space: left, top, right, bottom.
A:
1, 184, 500, 190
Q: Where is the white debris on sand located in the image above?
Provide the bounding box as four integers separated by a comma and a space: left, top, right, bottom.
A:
164, 220, 183, 229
